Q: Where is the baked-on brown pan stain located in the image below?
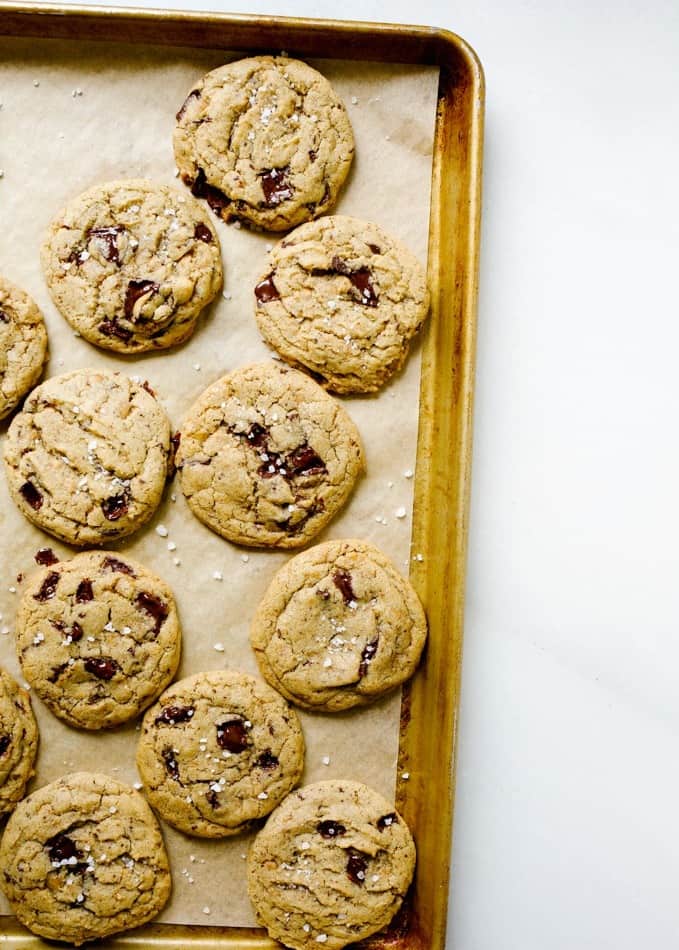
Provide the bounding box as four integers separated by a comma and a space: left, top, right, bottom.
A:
0, 5, 484, 948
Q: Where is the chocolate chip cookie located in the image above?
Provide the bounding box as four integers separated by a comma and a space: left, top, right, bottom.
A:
247, 780, 416, 950
15, 551, 181, 730
254, 215, 430, 393
174, 56, 354, 231
41, 179, 222, 352
0, 771, 171, 945
176, 361, 365, 549
0, 667, 39, 817
3, 368, 171, 545
250, 539, 427, 711
0, 276, 48, 419
136, 670, 305, 838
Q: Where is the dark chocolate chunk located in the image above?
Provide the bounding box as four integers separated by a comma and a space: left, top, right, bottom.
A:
83, 656, 119, 680
254, 273, 281, 303
141, 380, 156, 397
46, 832, 86, 872
308, 149, 317, 162
189, 168, 231, 215
317, 820, 346, 839
216, 719, 249, 753
98, 319, 133, 343
162, 747, 180, 780
87, 225, 125, 265
35, 547, 59, 566
359, 637, 379, 678
135, 591, 168, 634
367, 243, 382, 254
16, 573, 23, 584
76, 579, 94, 603
256, 750, 279, 770
194, 222, 213, 243
34, 571, 60, 602
331, 256, 378, 307
0, 308, 9, 323
101, 493, 129, 521
176, 87, 200, 122
70, 621, 83, 642
246, 422, 268, 447
346, 850, 368, 885
124, 279, 159, 323
377, 812, 398, 831
52, 619, 83, 643
259, 167, 293, 207
287, 445, 326, 477
102, 556, 136, 576
20, 481, 43, 510
206, 788, 220, 808
316, 588, 331, 601
0, 735, 10, 756
332, 569, 356, 605
48, 662, 69, 683
155, 705, 195, 726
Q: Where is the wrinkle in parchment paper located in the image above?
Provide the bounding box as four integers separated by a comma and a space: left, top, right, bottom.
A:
0, 37, 439, 928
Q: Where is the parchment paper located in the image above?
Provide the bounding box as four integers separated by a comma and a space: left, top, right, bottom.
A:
0, 36, 439, 928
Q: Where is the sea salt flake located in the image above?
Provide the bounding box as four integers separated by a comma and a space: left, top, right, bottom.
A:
395, 506, 407, 519
155, 524, 169, 537
213, 642, 225, 652
212, 570, 223, 581
321, 755, 330, 766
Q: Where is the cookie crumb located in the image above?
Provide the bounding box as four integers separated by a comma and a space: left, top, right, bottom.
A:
155, 524, 169, 537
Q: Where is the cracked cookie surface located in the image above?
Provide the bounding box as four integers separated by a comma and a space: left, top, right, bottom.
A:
136, 670, 305, 838
176, 361, 364, 549
250, 539, 427, 711
3, 368, 171, 545
174, 56, 354, 231
0, 276, 48, 419
0, 667, 39, 817
247, 779, 416, 950
15, 551, 181, 730
41, 179, 222, 353
254, 216, 430, 393
0, 771, 171, 946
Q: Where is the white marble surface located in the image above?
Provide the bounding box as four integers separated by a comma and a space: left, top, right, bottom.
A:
9, 1, 679, 946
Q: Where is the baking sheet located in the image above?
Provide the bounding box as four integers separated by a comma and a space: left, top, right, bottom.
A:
0, 36, 439, 929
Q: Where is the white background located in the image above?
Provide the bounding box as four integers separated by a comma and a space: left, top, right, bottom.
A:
18, 1, 679, 947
